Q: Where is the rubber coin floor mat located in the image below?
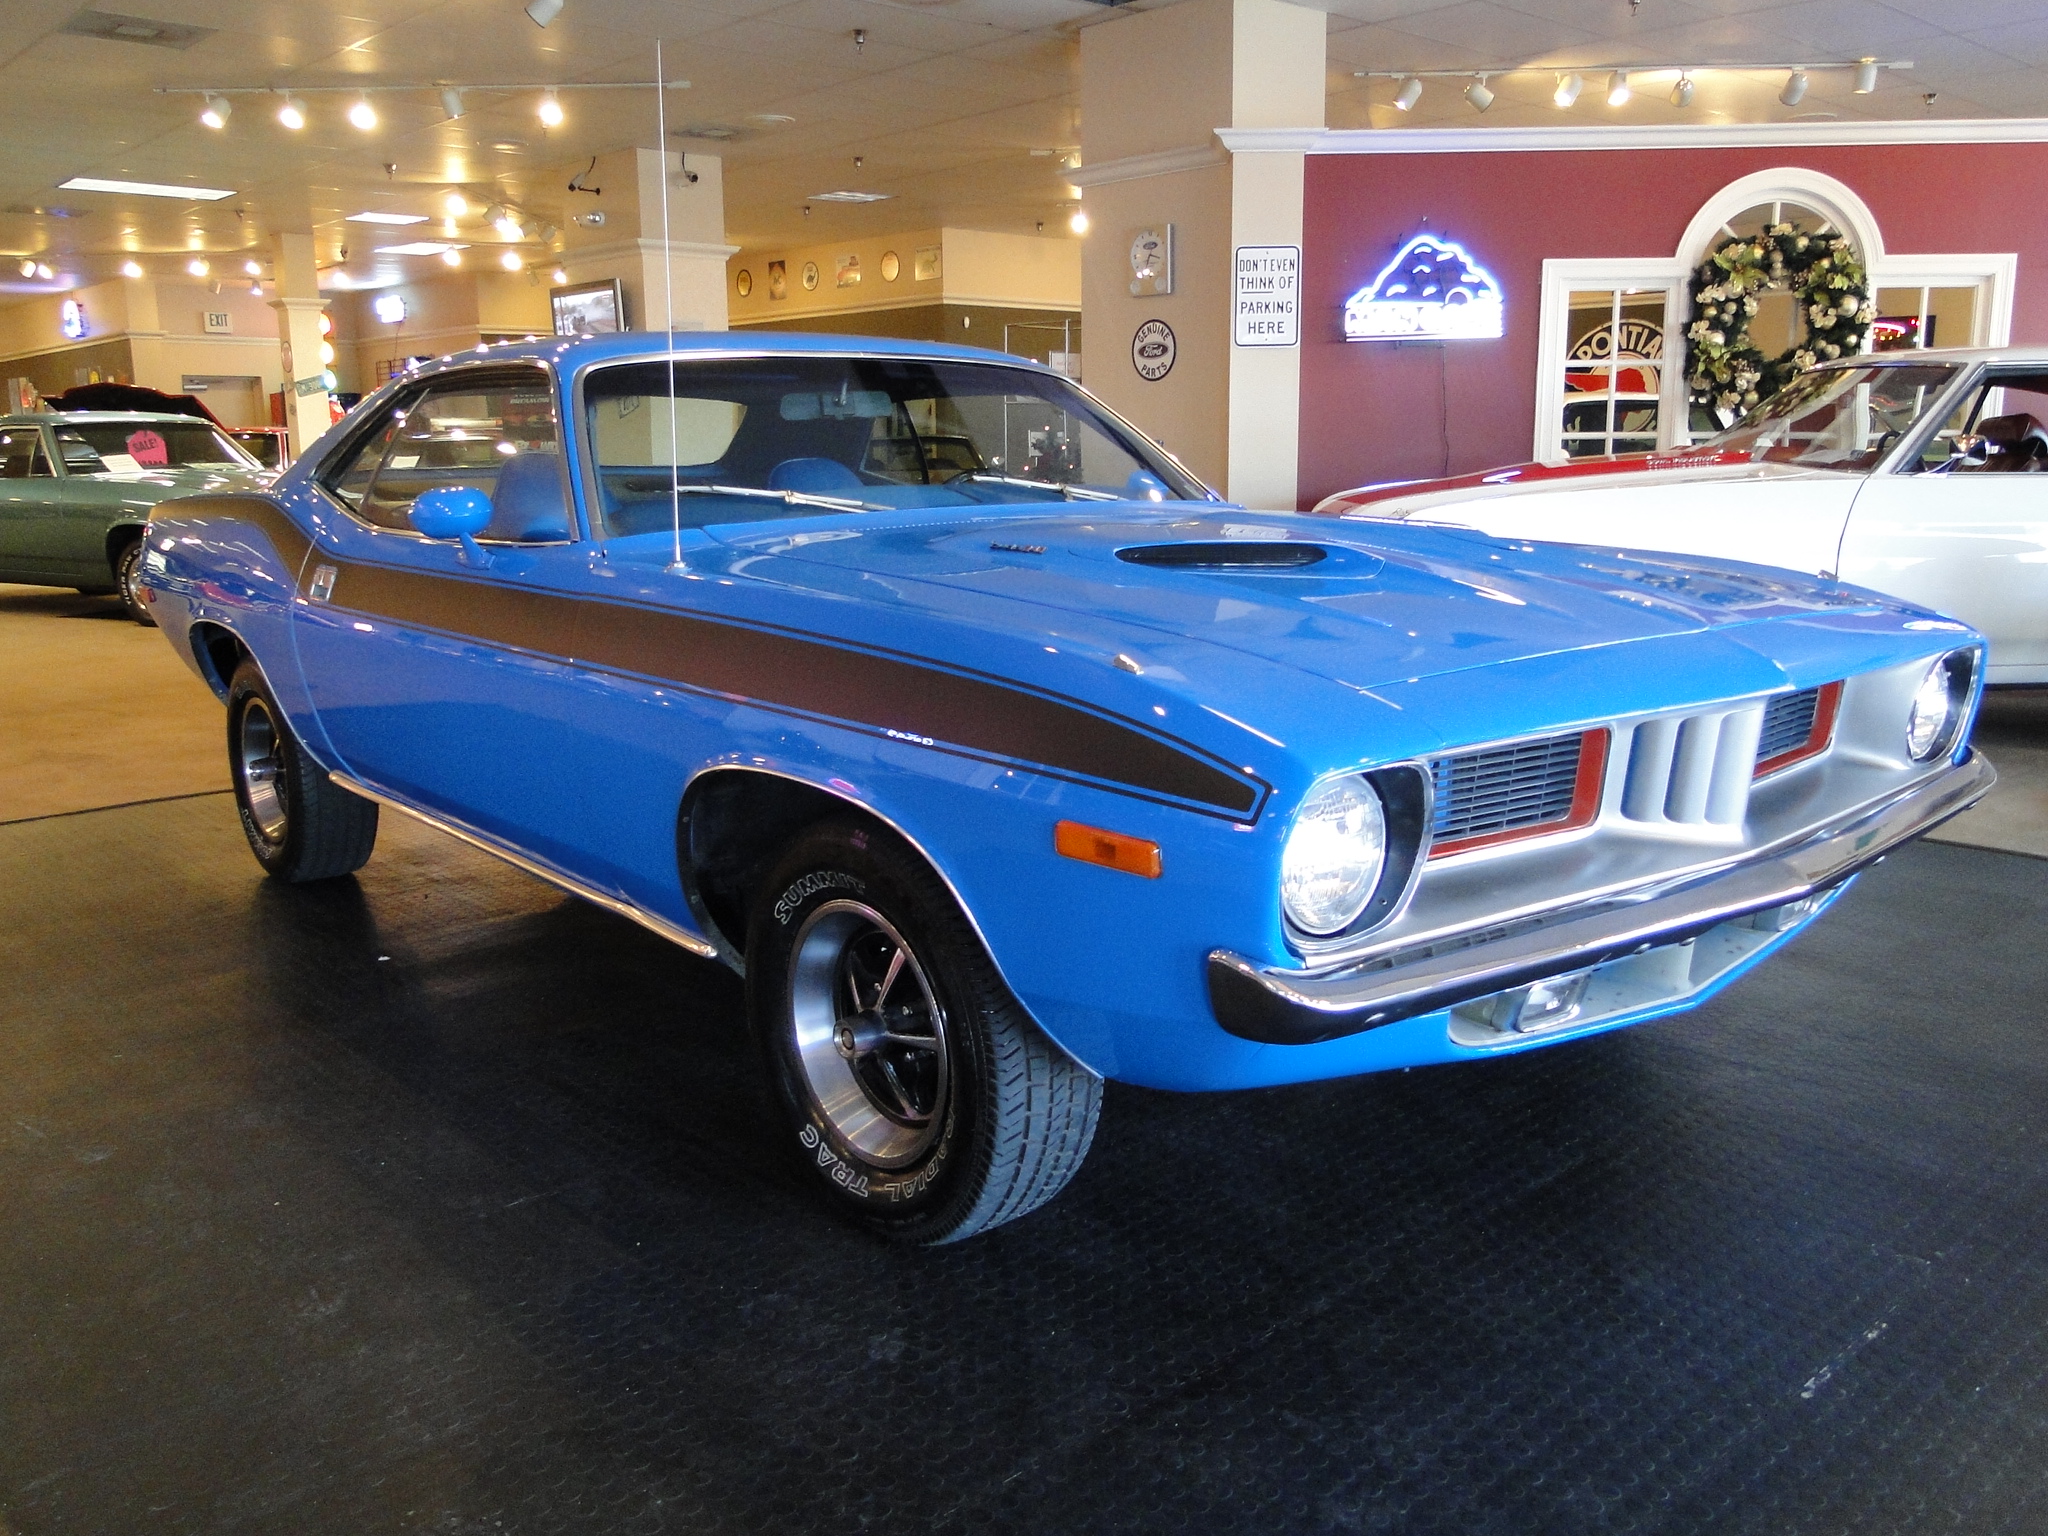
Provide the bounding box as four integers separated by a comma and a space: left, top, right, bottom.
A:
3, 793, 2046, 1535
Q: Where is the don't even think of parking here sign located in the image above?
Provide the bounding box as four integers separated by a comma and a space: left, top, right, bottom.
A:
1233, 245, 1300, 348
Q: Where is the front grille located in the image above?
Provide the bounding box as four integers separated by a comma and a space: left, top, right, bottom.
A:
1757, 687, 1822, 763
1622, 704, 1764, 826
1431, 732, 1586, 848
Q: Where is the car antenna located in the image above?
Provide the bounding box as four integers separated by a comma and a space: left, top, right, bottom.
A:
655, 38, 685, 575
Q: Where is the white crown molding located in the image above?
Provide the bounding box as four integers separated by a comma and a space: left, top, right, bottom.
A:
1067, 143, 1228, 189
1218, 119, 2048, 156
569, 236, 741, 265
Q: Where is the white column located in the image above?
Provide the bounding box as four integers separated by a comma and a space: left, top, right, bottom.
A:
1077, 0, 1323, 509
268, 233, 330, 457
556, 147, 736, 332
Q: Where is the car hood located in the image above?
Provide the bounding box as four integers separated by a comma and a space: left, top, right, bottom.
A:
712, 505, 1883, 696
1312, 450, 1853, 521
94, 465, 273, 496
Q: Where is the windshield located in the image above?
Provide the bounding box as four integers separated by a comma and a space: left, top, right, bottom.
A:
1698, 363, 1960, 472
582, 356, 1211, 536
55, 420, 258, 474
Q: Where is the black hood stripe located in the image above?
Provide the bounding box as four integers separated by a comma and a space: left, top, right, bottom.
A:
281, 537, 1265, 821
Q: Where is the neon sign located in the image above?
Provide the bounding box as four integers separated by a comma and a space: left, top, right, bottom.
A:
59, 298, 87, 340
1343, 235, 1504, 341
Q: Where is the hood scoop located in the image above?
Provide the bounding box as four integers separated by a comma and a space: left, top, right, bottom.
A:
1116, 541, 1328, 571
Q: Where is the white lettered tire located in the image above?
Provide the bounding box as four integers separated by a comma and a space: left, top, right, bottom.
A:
746, 818, 1101, 1243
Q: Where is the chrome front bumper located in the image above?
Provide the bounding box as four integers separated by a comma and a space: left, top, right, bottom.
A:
1208, 749, 1994, 1046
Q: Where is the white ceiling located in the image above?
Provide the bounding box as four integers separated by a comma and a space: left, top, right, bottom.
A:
1, 0, 2044, 298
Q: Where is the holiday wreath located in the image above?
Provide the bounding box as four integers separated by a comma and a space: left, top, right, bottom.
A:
1685, 222, 1875, 417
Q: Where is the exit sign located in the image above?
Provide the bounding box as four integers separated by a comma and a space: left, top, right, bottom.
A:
203, 310, 233, 334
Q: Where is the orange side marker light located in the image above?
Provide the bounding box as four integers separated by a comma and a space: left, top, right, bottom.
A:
1055, 820, 1162, 878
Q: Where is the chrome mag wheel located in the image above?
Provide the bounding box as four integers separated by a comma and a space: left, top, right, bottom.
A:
788, 899, 951, 1169
236, 697, 289, 844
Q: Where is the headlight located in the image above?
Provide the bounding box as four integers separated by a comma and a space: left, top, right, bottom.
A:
1280, 775, 1387, 935
1906, 651, 1970, 761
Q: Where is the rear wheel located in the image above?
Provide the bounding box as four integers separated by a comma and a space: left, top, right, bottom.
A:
747, 818, 1101, 1243
226, 659, 378, 881
114, 538, 154, 626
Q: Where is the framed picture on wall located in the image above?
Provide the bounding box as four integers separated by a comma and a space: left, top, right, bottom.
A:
768, 260, 787, 301
550, 278, 627, 337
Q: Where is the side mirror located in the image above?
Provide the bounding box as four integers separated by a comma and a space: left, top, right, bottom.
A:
409, 485, 494, 567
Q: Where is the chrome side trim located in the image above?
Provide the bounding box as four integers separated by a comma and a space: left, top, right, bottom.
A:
328, 772, 722, 962
1209, 748, 1994, 1046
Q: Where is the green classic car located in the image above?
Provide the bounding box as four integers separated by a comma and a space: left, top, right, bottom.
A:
0, 411, 271, 624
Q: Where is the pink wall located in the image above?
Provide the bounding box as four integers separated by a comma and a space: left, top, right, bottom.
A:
1297, 142, 2048, 508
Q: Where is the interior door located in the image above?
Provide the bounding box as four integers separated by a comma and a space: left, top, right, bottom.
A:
289, 364, 593, 866
1839, 370, 2048, 682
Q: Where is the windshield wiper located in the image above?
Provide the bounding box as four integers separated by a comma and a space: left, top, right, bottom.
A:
952, 471, 1119, 502
667, 482, 892, 513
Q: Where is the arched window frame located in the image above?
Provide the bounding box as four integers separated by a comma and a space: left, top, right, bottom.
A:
1534, 166, 2017, 462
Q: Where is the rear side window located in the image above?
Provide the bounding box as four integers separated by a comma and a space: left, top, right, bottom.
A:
0, 428, 51, 478
317, 367, 573, 543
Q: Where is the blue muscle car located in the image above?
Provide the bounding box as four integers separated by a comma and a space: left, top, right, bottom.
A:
139, 333, 1993, 1241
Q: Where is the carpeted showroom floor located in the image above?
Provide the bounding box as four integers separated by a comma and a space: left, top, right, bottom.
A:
4, 584, 2048, 1535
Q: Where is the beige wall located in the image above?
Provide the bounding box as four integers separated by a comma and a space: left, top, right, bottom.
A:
1078, 0, 1322, 503
0, 277, 288, 423
727, 227, 1080, 327
330, 269, 552, 394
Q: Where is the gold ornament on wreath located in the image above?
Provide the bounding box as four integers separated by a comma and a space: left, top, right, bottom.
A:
1685, 221, 1875, 421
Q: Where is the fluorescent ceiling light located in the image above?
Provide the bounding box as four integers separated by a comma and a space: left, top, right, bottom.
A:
348, 211, 428, 225
374, 241, 467, 255
808, 190, 892, 203
58, 176, 234, 200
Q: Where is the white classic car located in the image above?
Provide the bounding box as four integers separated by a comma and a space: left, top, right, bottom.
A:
1315, 347, 2048, 685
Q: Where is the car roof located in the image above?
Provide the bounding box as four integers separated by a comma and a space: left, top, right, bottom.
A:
393, 328, 1052, 383
0, 411, 220, 427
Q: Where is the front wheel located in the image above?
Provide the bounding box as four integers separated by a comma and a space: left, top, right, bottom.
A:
226, 659, 378, 882
747, 819, 1101, 1243
114, 538, 154, 626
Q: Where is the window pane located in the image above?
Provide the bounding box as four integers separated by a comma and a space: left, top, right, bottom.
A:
1871, 288, 1927, 350
1926, 286, 1977, 351
1702, 362, 1960, 471
582, 356, 1206, 538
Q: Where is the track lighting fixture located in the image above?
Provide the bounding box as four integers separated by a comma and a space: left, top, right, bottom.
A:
348, 97, 378, 131
494, 213, 523, 240
1606, 69, 1631, 106
1465, 76, 1494, 112
36, 263, 54, 280
1670, 74, 1695, 106
200, 93, 230, 129
500, 250, 523, 270
1780, 68, 1808, 106
551, 267, 567, 284
18, 258, 36, 278
440, 87, 465, 120
121, 260, 143, 278
441, 247, 463, 267
1553, 73, 1582, 108
537, 90, 564, 127
187, 257, 209, 276
1068, 208, 1089, 235
1394, 76, 1423, 111
443, 191, 468, 218
244, 259, 262, 276
1853, 59, 1879, 94
276, 95, 306, 131
525, 0, 563, 26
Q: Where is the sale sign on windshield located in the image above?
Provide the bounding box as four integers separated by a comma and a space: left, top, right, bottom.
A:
125, 429, 170, 468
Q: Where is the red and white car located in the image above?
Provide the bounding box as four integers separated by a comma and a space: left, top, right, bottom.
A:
1315, 348, 2048, 685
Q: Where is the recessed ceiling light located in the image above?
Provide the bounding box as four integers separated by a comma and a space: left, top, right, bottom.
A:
746, 112, 795, 126
374, 241, 467, 256
58, 176, 234, 200
347, 211, 428, 224
808, 190, 892, 203
487, 139, 526, 153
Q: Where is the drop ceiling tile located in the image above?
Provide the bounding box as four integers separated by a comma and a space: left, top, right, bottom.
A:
1966, 18, 2048, 69
1325, 20, 1500, 69
1372, 0, 1602, 60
